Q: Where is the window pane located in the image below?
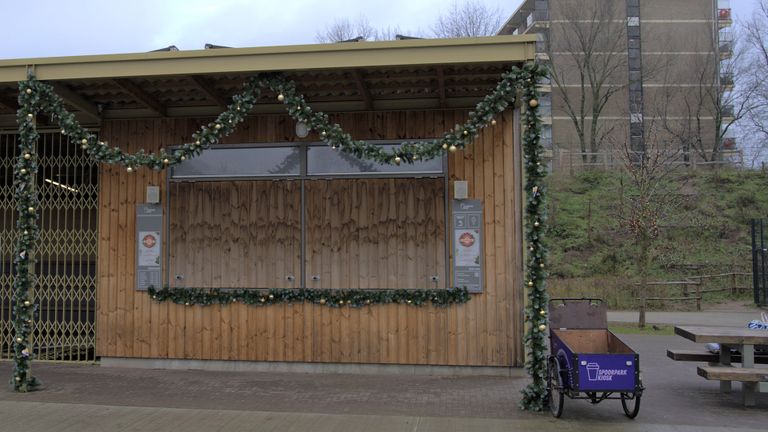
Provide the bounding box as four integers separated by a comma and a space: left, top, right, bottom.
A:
171, 146, 301, 179
308, 144, 443, 176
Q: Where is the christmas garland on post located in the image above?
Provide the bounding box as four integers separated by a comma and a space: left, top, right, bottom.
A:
518, 71, 550, 412
12, 63, 548, 398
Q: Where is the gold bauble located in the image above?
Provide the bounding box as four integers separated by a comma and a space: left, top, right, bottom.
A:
529, 99, 539, 108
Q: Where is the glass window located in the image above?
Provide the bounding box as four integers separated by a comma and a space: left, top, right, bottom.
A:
170, 146, 301, 179
307, 144, 443, 176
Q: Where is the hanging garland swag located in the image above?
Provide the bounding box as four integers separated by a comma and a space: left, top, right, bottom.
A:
12, 62, 549, 409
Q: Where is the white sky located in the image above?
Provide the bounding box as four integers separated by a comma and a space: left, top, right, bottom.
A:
0, 0, 519, 59
1, 1, 755, 60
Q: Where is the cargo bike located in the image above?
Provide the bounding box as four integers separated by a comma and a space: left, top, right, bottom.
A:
547, 298, 644, 419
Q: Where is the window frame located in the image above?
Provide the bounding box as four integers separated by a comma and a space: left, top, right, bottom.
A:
165, 141, 450, 289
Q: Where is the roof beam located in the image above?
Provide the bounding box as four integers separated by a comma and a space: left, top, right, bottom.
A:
351, 69, 373, 111
187, 75, 229, 110
436, 67, 447, 108
0, 35, 537, 83
112, 78, 167, 117
50, 83, 101, 124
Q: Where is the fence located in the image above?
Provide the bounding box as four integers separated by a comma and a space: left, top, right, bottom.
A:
752, 219, 767, 307
635, 272, 752, 311
552, 148, 745, 174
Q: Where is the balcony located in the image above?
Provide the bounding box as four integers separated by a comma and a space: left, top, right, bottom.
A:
526, 10, 550, 30
721, 72, 734, 91
722, 137, 736, 150
718, 8, 732, 29
720, 30, 733, 58
722, 104, 735, 120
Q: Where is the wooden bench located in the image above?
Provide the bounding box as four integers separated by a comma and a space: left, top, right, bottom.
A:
667, 349, 768, 364
697, 366, 768, 382
697, 366, 768, 406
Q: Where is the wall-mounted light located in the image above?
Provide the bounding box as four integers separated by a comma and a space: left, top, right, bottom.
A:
44, 178, 79, 193
295, 121, 310, 138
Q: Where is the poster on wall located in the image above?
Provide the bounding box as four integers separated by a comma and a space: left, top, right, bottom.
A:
452, 200, 483, 293
136, 204, 162, 290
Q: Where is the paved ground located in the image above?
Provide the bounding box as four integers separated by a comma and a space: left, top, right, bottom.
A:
0, 334, 766, 431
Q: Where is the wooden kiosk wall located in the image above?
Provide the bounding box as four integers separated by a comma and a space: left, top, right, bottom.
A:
96, 109, 524, 367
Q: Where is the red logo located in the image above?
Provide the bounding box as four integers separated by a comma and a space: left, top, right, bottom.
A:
142, 234, 157, 249
459, 232, 475, 247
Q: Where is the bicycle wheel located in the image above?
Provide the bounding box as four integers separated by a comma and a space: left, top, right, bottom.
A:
548, 358, 564, 418
621, 392, 641, 419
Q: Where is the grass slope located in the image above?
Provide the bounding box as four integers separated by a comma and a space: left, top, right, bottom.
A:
546, 169, 767, 309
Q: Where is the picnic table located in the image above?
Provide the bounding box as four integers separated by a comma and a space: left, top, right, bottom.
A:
673, 325, 768, 407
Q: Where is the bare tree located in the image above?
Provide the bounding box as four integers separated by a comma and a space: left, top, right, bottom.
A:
741, 0, 768, 166
431, 0, 503, 38
653, 30, 755, 164
548, 0, 628, 164
613, 123, 682, 327
315, 16, 377, 43
315, 16, 417, 43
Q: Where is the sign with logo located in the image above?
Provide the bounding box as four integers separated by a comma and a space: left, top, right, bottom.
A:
136, 204, 162, 290
576, 354, 637, 391
452, 200, 483, 293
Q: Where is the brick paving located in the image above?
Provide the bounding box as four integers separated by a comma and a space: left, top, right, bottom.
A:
0, 334, 766, 431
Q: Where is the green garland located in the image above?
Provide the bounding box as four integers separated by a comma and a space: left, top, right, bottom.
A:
518, 72, 550, 412
12, 63, 548, 401
148, 286, 469, 307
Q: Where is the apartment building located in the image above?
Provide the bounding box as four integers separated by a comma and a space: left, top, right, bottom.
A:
500, 0, 736, 169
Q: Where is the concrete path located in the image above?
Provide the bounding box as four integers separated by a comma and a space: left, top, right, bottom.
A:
1, 334, 766, 431
608, 310, 761, 327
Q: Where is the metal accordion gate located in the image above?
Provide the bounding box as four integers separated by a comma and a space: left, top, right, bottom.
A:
1, 132, 97, 362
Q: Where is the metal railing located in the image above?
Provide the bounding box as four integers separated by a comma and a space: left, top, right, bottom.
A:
551, 148, 745, 174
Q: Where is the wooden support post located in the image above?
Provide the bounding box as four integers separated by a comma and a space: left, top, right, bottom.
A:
696, 281, 702, 311
720, 345, 732, 393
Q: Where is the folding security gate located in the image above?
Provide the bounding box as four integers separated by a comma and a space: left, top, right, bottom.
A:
753, 219, 767, 307
1, 132, 97, 361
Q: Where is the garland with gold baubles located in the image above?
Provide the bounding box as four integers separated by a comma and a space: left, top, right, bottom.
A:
12, 63, 548, 398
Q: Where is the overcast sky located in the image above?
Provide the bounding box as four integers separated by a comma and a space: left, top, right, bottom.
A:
0, 0, 757, 60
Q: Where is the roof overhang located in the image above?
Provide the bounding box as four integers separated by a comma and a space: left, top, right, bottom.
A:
0, 35, 536, 128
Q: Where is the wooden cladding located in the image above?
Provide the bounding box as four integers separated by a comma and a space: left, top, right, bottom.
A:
97, 110, 523, 367
169, 178, 446, 290
169, 180, 301, 289
304, 178, 446, 290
